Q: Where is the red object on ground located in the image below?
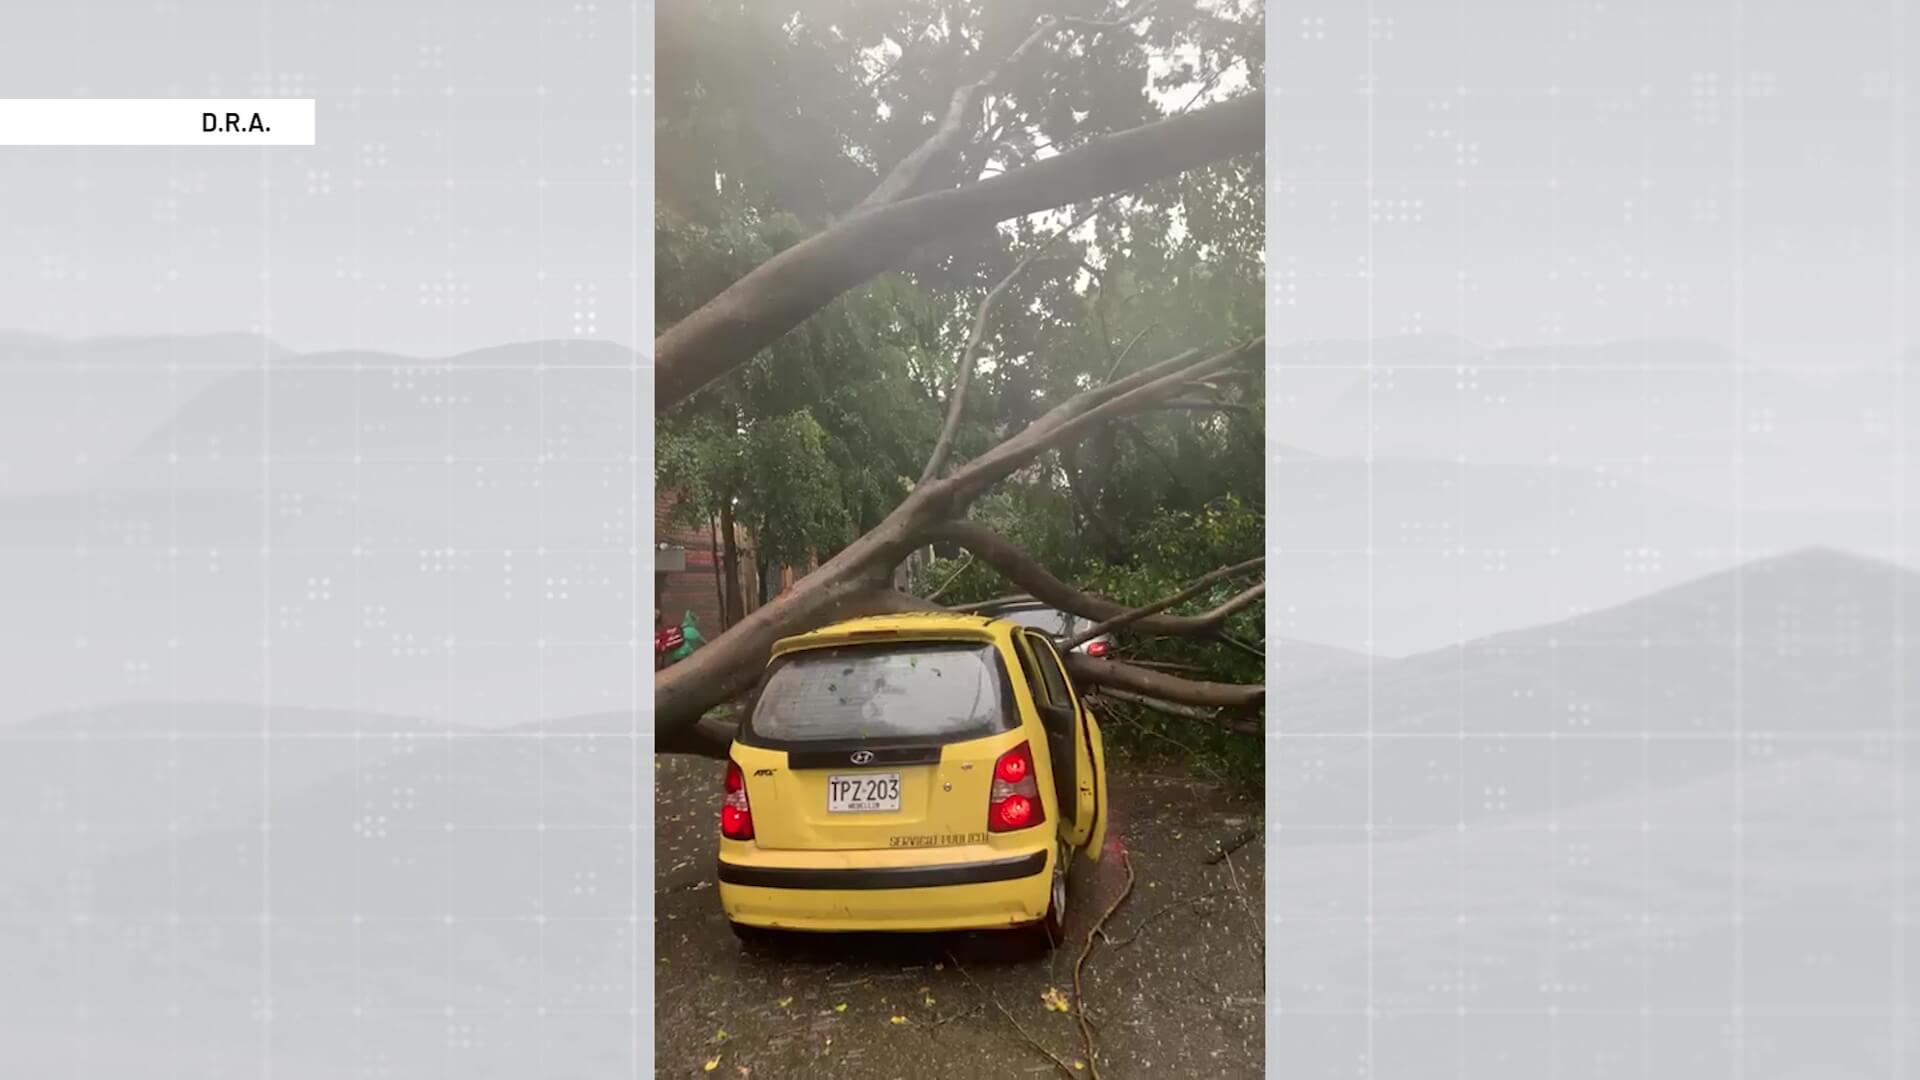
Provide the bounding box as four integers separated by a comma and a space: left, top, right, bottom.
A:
656, 626, 684, 654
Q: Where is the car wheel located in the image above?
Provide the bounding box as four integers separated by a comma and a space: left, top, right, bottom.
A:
1046, 843, 1071, 937
1017, 843, 1072, 955
729, 921, 780, 952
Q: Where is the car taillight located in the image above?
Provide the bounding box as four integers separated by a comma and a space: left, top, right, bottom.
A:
988, 741, 1044, 833
721, 760, 754, 841
1085, 640, 1110, 657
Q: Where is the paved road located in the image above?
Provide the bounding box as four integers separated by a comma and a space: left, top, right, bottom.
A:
654, 754, 1264, 1079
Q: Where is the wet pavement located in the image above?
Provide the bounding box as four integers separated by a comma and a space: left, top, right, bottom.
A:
654, 754, 1264, 1079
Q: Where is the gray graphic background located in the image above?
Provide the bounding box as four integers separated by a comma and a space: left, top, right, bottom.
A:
1268, 2, 1915, 1078
0, 2, 655, 1077
2, 0, 1914, 1077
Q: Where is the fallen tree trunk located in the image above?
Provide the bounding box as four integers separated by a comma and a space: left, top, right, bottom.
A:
652, 337, 1262, 742
924, 520, 1263, 637
1066, 653, 1264, 711
655, 93, 1262, 409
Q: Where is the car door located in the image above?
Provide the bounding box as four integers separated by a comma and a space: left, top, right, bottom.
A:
1076, 686, 1109, 861
1009, 630, 1081, 846
1019, 630, 1103, 859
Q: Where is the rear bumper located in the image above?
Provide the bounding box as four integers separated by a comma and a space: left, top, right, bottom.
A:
718, 849, 1044, 890
717, 845, 1054, 932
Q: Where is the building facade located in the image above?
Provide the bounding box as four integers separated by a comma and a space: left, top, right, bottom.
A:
653, 488, 757, 640
654, 489, 852, 652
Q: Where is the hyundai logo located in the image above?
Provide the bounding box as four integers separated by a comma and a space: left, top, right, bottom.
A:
849, 750, 874, 765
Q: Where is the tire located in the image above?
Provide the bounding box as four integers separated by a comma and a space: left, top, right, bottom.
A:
729, 921, 780, 952
1017, 844, 1072, 955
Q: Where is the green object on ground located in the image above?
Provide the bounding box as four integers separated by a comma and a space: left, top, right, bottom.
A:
670, 610, 705, 660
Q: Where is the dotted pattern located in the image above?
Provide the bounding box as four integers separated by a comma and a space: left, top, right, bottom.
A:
1267, 3, 1912, 1078
0, 2, 656, 1077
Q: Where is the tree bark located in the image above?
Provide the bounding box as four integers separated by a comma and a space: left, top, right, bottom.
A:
1060, 557, 1264, 649
1088, 687, 1263, 735
719, 499, 745, 628
653, 492, 943, 733
650, 337, 1266, 746
920, 197, 1110, 485
1065, 654, 1263, 711
655, 93, 1262, 410
923, 519, 1262, 637
707, 509, 725, 628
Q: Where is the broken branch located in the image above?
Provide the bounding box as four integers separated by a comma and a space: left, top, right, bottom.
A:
1089, 688, 1261, 735
932, 337, 1262, 507
921, 197, 1112, 484
925, 519, 1261, 638
655, 94, 1261, 409
1206, 827, 1259, 865
856, 17, 1066, 210
1060, 557, 1264, 649
1098, 889, 1227, 948
1066, 653, 1264, 711
860, 9, 1156, 208
949, 952, 1079, 1079
921, 552, 976, 603
1072, 845, 1136, 1080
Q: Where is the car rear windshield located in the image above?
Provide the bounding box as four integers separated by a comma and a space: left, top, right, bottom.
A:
747, 642, 1010, 744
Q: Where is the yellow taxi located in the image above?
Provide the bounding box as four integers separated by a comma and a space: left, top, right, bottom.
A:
716, 613, 1109, 950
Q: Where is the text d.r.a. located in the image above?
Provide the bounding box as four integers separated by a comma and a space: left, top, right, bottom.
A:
203, 111, 270, 133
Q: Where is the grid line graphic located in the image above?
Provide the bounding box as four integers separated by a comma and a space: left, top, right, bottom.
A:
0, 2, 651, 1075
1266, 1, 1915, 1077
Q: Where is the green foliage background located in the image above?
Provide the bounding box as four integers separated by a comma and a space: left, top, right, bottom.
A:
658, 0, 1265, 783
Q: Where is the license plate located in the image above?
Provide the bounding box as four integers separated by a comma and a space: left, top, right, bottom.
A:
826, 773, 901, 813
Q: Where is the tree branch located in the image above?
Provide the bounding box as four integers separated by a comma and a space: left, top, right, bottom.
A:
1089, 688, 1261, 735
922, 519, 1259, 637
652, 338, 1257, 736
950, 592, 1035, 614
857, 14, 1130, 210
866, 7, 1163, 209
654, 577, 943, 741
1152, 398, 1255, 415
1060, 557, 1264, 649
655, 93, 1262, 410
921, 552, 975, 603
1066, 653, 1263, 710
1103, 324, 1155, 383
920, 197, 1110, 485
1113, 419, 1182, 487
655, 330, 1255, 738
1212, 631, 1266, 662
1062, 443, 1128, 560
932, 336, 1262, 507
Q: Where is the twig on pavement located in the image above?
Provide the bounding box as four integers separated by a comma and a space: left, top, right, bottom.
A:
1098, 889, 1227, 948
1205, 826, 1259, 864
948, 951, 1078, 1079
1222, 848, 1264, 961
1071, 845, 1137, 1080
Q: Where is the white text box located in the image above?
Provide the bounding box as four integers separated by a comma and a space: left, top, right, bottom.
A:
0, 99, 315, 146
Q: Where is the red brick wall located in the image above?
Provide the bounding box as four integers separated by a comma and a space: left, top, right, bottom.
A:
654, 487, 759, 637
654, 487, 837, 641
